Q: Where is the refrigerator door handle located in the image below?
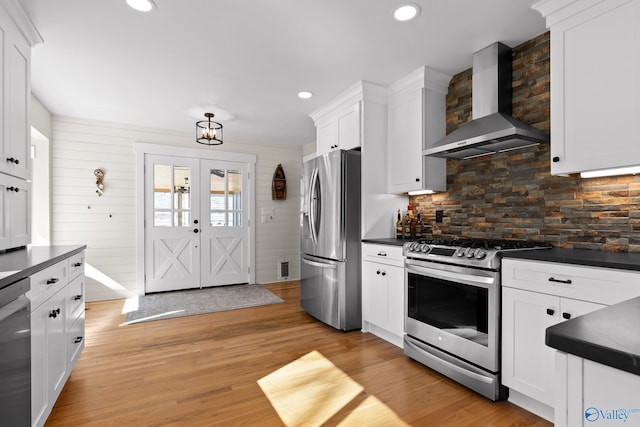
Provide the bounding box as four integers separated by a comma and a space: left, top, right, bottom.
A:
309, 167, 320, 245
301, 257, 337, 270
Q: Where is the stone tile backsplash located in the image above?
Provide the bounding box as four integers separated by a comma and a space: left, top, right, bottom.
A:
411, 32, 640, 252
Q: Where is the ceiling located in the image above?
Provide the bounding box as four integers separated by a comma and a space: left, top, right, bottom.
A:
19, 0, 547, 147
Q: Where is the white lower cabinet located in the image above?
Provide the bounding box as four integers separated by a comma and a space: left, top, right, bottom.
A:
362, 243, 404, 347
501, 259, 640, 422
29, 251, 85, 427
555, 353, 640, 427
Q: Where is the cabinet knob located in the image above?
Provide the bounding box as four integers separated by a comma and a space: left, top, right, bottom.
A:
552, 156, 560, 163
415, 178, 420, 182
6, 186, 14, 192
562, 312, 572, 320
376, 269, 381, 275
377, 251, 387, 256
73, 262, 82, 267
381, 271, 386, 276
49, 308, 61, 318
74, 336, 84, 344
73, 294, 83, 301
46, 278, 60, 285
193, 219, 199, 224
193, 229, 199, 234
6, 157, 16, 164
546, 308, 555, 316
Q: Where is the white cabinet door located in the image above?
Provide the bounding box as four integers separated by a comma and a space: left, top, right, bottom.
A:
316, 101, 361, 155
386, 264, 405, 338
362, 260, 388, 329
546, 0, 640, 175
388, 88, 422, 192
46, 288, 68, 404
316, 120, 338, 156
337, 102, 360, 151
502, 287, 559, 406
0, 174, 30, 250
0, 10, 31, 180
503, 286, 607, 408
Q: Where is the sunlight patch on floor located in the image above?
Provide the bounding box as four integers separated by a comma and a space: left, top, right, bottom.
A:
120, 310, 185, 326
338, 395, 410, 426
258, 350, 407, 427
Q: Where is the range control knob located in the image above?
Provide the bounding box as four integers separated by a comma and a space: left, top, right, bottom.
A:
465, 248, 476, 258
475, 249, 487, 260
456, 248, 466, 257
421, 245, 430, 253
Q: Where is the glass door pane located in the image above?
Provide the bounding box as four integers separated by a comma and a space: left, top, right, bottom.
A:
153, 164, 192, 227
208, 168, 243, 227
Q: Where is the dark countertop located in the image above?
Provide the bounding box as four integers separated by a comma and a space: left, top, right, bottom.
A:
546, 296, 640, 376
501, 247, 640, 272
362, 237, 417, 247
0, 245, 87, 290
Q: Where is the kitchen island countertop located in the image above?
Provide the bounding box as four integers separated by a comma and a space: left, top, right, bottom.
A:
546, 296, 640, 376
0, 245, 87, 290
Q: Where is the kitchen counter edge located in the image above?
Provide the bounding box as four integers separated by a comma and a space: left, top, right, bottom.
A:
546, 296, 640, 376
500, 247, 640, 272
0, 245, 87, 290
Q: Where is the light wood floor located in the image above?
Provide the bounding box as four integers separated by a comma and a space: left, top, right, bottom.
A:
46, 281, 552, 426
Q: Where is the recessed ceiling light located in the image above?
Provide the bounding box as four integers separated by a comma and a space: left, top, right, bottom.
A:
126, 0, 156, 12
298, 91, 313, 99
394, 4, 420, 21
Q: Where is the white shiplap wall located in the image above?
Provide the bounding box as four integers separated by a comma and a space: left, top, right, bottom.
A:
51, 116, 302, 301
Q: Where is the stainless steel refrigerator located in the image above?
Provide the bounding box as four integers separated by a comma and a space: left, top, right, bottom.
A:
300, 149, 361, 331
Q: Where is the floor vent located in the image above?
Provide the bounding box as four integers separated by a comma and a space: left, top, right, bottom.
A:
277, 259, 290, 280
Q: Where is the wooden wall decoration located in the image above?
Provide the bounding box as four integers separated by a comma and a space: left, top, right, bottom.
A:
272, 164, 286, 200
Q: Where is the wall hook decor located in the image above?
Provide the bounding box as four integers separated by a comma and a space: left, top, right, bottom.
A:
272, 163, 286, 200
94, 168, 105, 196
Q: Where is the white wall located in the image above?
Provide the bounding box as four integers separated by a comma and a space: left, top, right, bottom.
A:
50, 116, 302, 301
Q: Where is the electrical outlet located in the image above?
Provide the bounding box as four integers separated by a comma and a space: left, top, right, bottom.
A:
435, 210, 444, 223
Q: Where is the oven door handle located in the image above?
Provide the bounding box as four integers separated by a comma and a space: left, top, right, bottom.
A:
404, 337, 494, 385
405, 263, 495, 287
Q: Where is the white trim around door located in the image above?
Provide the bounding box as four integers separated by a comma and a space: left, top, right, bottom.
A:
135, 142, 256, 295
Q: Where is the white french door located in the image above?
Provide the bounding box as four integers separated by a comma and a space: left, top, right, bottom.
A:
200, 160, 250, 287
145, 155, 201, 292
143, 153, 251, 293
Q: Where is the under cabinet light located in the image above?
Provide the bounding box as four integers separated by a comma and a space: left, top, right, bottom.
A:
408, 189, 435, 196
580, 166, 640, 178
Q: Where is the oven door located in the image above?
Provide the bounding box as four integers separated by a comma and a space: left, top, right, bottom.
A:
405, 258, 500, 373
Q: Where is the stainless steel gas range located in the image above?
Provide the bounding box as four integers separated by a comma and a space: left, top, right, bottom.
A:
402, 238, 550, 401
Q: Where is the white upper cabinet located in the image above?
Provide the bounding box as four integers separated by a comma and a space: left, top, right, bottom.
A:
310, 81, 387, 156
533, 0, 640, 176
0, 1, 42, 180
387, 67, 450, 193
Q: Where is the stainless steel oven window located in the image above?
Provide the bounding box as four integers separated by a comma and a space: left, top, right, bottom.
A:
407, 272, 489, 346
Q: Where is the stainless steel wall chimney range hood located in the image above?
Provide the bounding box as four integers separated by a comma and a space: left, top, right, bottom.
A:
423, 42, 549, 160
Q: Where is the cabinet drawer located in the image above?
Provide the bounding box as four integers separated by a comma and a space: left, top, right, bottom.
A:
66, 275, 85, 323
67, 312, 85, 367
502, 259, 640, 305
362, 244, 404, 267
68, 251, 85, 281
27, 260, 68, 309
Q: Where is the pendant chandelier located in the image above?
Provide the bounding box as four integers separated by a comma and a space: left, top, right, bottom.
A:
196, 113, 223, 146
